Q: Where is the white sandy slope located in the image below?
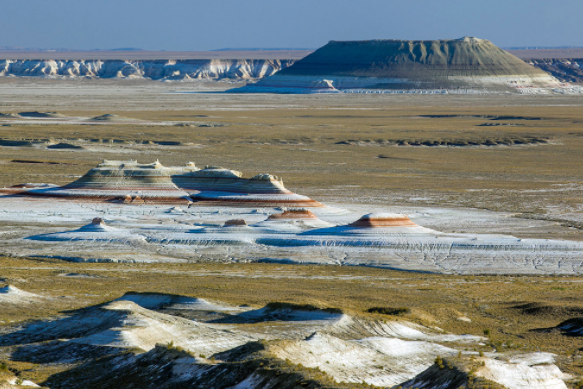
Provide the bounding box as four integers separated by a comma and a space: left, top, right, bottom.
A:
271, 332, 458, 386
68, 301, 257, 356
0, 291, 570, 388
0, 285, 43, 305
5, 378, 39, 387
330, 315, 483, 343
116, 293, 245, 312
476, 356, 568, 389
401, 353, 569, 389
234, 74, 583, 95
27, 221, 146, 243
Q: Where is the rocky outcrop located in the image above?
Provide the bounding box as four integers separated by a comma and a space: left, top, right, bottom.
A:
398, 356, 568, 389
173, 168, 322, 207
349, 213, 418, 228
0, 59, 295, 81
528, 58, 583, 83
29, 159, 194, 204
235, 37, 570, 94
1, 52, 582, 88
16, 160, 322, 207
267, 209, 318, 220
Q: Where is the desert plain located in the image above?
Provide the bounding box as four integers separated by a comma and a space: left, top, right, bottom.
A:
1, 77, 583, 388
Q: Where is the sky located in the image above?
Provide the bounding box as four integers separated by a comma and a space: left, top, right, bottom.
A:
1, 0, 582, 51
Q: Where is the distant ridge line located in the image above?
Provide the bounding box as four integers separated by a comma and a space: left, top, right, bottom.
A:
503, 46, 583, 50
212, 48, 314, 51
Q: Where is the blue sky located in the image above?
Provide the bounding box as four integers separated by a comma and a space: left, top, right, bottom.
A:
1, 0, 581, 50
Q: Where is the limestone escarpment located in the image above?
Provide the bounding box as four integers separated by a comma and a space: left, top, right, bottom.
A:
235, 37, 568, 94
0, 59, 295, 81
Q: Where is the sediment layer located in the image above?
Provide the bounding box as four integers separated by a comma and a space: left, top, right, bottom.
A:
12, 160, 322, 207
0, 59, 295, 81
349, 213, 418, 228
267, 209, 319, 220
527, 58, 583, 83
235, 37, 567, 94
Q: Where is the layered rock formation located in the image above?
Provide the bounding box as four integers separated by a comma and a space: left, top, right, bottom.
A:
173, 168, 322, 207
528, 58, 583, 83
1, 50, 581, 88
17, 160, 322, 207
267, 208, 318, 220
235, 37, 566, 94
260, 208, 333, 229
398, 355, 567, 389
25, 160, 194, 204
349, 213, 418, 228
0, 59, 295, 81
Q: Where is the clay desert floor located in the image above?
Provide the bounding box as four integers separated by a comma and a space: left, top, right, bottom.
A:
1, 78, 583, 388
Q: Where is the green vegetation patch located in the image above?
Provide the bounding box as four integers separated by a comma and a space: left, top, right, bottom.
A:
366, 307, 410, 315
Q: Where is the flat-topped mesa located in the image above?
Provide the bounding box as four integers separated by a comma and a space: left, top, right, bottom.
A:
17, 160, 323, 207
67, 160, 197, 188
349, 213, 418, 228
234, 37, 565, 94
172, 167, 323, 207
172, 168, 287, 193
24, 160, 194, 204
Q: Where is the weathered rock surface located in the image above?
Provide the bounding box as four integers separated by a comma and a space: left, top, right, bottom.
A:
0, 291, 567, 389
0, 59, 295, 81
13, 159, 322, 207
235, 37, 573, 94
528, 58, 583, 83
349, 213, 418, 228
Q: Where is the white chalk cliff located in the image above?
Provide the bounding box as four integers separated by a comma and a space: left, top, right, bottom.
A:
0, 59, 295, 81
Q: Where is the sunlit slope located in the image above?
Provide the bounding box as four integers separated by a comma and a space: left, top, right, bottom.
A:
281, 37, 548, 78
237, 37, 564, 93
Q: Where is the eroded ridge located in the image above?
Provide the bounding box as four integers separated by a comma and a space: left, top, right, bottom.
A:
3, 159, 322, 207
0, 290, 570, 389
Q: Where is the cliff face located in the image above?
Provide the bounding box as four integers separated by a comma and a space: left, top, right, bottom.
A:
235, 37, 568, 94
1, 50, 581, 88
528, 58, 583, 83
0, 59, 295, 80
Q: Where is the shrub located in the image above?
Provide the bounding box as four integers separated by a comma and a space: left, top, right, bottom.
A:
366, 307, 410, 315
